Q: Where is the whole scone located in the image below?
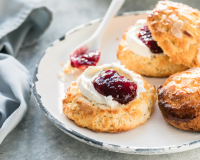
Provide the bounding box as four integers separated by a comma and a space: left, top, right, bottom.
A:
118, 0, 200, 77
147, 1, 200, 68
117, 27, 187, 77
63, 64, 157, 132
157, 68, 200, 132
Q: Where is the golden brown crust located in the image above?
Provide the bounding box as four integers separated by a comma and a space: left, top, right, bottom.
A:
63, 79, 157, 132
117, 27, 187, 77
157, 68, 200, 131
147, 1, 200, 68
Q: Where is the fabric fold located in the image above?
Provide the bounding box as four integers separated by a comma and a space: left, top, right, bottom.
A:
0, 54, 31, 144
0, 4, 52, 56
0, 0, 52, 144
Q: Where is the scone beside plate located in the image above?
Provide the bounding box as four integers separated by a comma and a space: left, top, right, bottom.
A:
157, 68, 200, 132
63, 63, 157, 132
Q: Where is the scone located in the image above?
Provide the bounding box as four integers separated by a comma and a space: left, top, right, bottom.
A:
117, 21, 187, 77
157, 68, 200, 132
63, 63, 157, 132
118, 0, 200, 77
148, 1, 200, 68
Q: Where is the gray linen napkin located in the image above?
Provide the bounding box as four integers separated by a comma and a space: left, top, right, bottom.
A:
0, 0, 52, 144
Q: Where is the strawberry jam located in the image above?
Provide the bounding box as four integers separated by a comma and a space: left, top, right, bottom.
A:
138, 25, 163, 53
70, 46, 100, 70
93, 69, 137, 104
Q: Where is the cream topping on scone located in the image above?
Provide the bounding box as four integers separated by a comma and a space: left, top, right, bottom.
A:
126, 19, 164, 59
77, 63, 146, 108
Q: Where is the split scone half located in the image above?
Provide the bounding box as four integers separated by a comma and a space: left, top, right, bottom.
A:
118, 1, 200, 77
63, 63, 157, 132
158, 68, 200, 132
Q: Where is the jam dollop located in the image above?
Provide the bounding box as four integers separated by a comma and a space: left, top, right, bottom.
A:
70, 46, 100, 70
93, 69, 137, 104
138, 25, 163, 53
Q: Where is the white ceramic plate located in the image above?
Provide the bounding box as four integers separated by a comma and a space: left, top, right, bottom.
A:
33, 11, 200, 155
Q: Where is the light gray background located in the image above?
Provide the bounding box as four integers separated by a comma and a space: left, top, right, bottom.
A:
1, 0, 200, 159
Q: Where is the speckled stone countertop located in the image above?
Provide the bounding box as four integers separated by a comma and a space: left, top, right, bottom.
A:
1, 0, 200, 159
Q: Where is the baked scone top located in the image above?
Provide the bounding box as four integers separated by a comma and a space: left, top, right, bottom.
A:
147, 1, 200, 68
158, 68, 200, 118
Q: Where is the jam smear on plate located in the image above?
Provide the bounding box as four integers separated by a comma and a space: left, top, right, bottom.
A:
138, 25, 163, 53
70, 46, 101, 70
93, 69, 137, 104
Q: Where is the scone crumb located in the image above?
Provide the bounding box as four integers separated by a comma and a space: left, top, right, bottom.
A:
58, 71, 66, 82
58, 71, 64, 78
64, 61, 75, 74
58, 61, 84, 83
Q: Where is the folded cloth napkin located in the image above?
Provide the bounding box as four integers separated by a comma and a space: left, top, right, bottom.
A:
0, 0, 52, 144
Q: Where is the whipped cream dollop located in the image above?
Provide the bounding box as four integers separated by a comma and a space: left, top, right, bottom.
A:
126, 19, 163, 59
77, 63, 146, 108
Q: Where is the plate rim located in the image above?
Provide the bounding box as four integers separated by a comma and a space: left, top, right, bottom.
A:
32, 10, 199, 155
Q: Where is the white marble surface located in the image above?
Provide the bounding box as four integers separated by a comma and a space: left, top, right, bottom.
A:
1, 0, 200, 159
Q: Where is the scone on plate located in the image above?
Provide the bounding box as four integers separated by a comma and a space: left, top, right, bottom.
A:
118, 1, 200, 77
63, 63, 157, 132
157, 68, 200, 132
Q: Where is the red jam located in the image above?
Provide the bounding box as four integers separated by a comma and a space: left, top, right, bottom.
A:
93, 69, 137, 104
70, 46, 101, 70
138, 25, 163, 53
